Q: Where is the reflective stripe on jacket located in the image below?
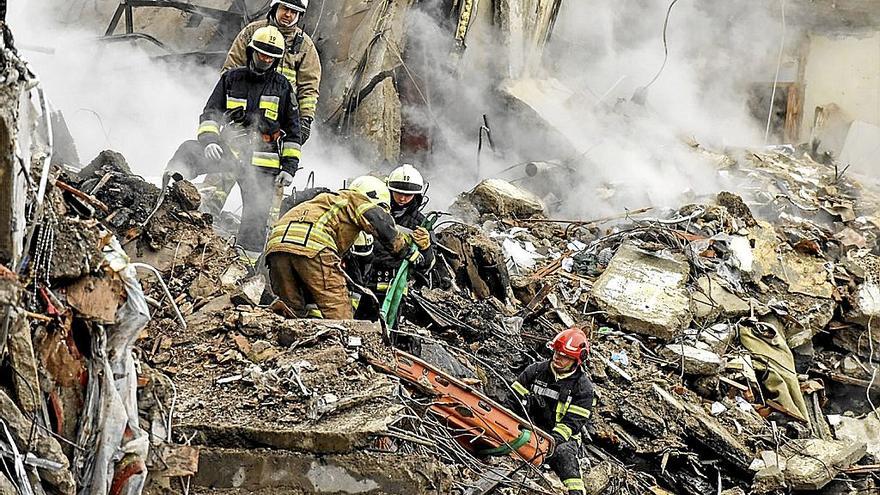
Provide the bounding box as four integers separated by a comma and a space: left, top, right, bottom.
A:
223, 20, 321, 120
266, 190, 409, 258
197, 67, 301, 174
506, 360, 594, 443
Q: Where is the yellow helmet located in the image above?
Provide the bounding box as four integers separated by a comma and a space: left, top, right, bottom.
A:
352, 231, 374, 256
249, 26, 285, 58
348, 175, 391, 211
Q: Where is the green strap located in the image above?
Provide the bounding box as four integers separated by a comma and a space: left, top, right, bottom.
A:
379, 251, 412, 328
477, 429, 532, 456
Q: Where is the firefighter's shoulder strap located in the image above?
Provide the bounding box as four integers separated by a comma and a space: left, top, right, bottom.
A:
291, 31, 305, 65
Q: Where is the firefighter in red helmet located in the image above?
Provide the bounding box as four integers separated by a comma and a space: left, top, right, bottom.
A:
505, 328, 594, 495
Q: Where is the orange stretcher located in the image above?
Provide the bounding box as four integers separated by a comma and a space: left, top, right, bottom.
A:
374, 350, 555, 466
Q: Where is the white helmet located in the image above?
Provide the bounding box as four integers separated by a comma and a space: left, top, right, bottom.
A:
351, 231, 374, 256
271, 0, 308, 13
386, 164, 425, 194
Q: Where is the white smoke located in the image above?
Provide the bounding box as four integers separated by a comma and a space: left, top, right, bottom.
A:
397, 0, 799, 217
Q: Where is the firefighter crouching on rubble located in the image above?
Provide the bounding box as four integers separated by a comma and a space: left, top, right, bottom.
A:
505, 328, 594, 495
166, 26, 302, 259
265, 176, 418, 319
202, 0, 322, 216
354, 164, 434, 320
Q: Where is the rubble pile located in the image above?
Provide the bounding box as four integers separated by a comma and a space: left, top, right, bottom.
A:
4, 100, 880, 495
399, 147, 880, 494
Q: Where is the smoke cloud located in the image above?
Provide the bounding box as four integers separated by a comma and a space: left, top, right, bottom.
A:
12, 0, 801, 220
399, 0, 800, 218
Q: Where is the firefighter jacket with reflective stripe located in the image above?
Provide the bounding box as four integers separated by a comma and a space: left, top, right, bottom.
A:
197, 67, 302, 175
506, 360, 594, 443
223, 20, 321, 120
266, 190, 409, 259
369, 195, 435, 287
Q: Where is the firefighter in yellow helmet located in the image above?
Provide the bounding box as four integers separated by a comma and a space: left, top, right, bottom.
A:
203, 0, 322, 216
166, 26, 301, 258
265, 176, 416, 319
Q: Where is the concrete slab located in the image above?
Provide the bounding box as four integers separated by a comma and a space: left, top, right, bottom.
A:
592, 243, 692, 340
692, 274, 750, 319
191, 448, 451, 494
780, 438, 866, 490
660, 344, 724, 376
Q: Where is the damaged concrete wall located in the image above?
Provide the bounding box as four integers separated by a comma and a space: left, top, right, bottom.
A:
318, 0, 413, 164
801, 31, 880, 169
0, 25, 32, 266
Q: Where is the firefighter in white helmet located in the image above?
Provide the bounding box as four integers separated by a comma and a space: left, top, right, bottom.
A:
355, 163, 435, 320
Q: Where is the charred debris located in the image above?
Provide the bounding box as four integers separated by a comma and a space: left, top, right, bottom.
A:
3, 2, 880, 495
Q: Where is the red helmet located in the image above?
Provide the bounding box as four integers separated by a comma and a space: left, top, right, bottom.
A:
547, 328, 590, 365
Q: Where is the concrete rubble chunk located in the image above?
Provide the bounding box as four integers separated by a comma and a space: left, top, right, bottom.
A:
461, 179, 545, 218
844, 281, 880, 327
749, 221, 834, 299
692, 273, 751, 319
592, 243, 692, 340
7, 312, 40, 414
660, 343, 725, 376
752, 465, 786, 494
833, 413, 880, 459
171, 179, 202, 211
191, 449, 452, 493
0, 473, 15, 495
780, 438, 866, 490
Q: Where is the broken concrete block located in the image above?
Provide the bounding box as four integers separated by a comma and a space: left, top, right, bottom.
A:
692, 273, 750, 319
844, 282, 880, 327
749, 221, 834, 298
192, 449, 452, 493
660, 344, 724, 376
834, 414, 880, 459
591, 243, 692, 340
220, 263, 250, 287
231, 275, 267, 306
461, 179, 545, 218
171, 179, 202, 211
0, 471, 16, 495
752, 465, 786, 494
780, 438, 866, 490
7, 312, 40, 415
583, 461, 612, 494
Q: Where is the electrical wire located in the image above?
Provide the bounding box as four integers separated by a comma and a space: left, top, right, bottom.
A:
642, 0, 681, 91
764, 0, 787, 144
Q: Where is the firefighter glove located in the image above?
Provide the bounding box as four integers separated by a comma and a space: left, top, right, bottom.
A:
301, 116, 313, 143
412, 227, 431, 250
204, 143, 223, 161
275, 170, 294, 187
